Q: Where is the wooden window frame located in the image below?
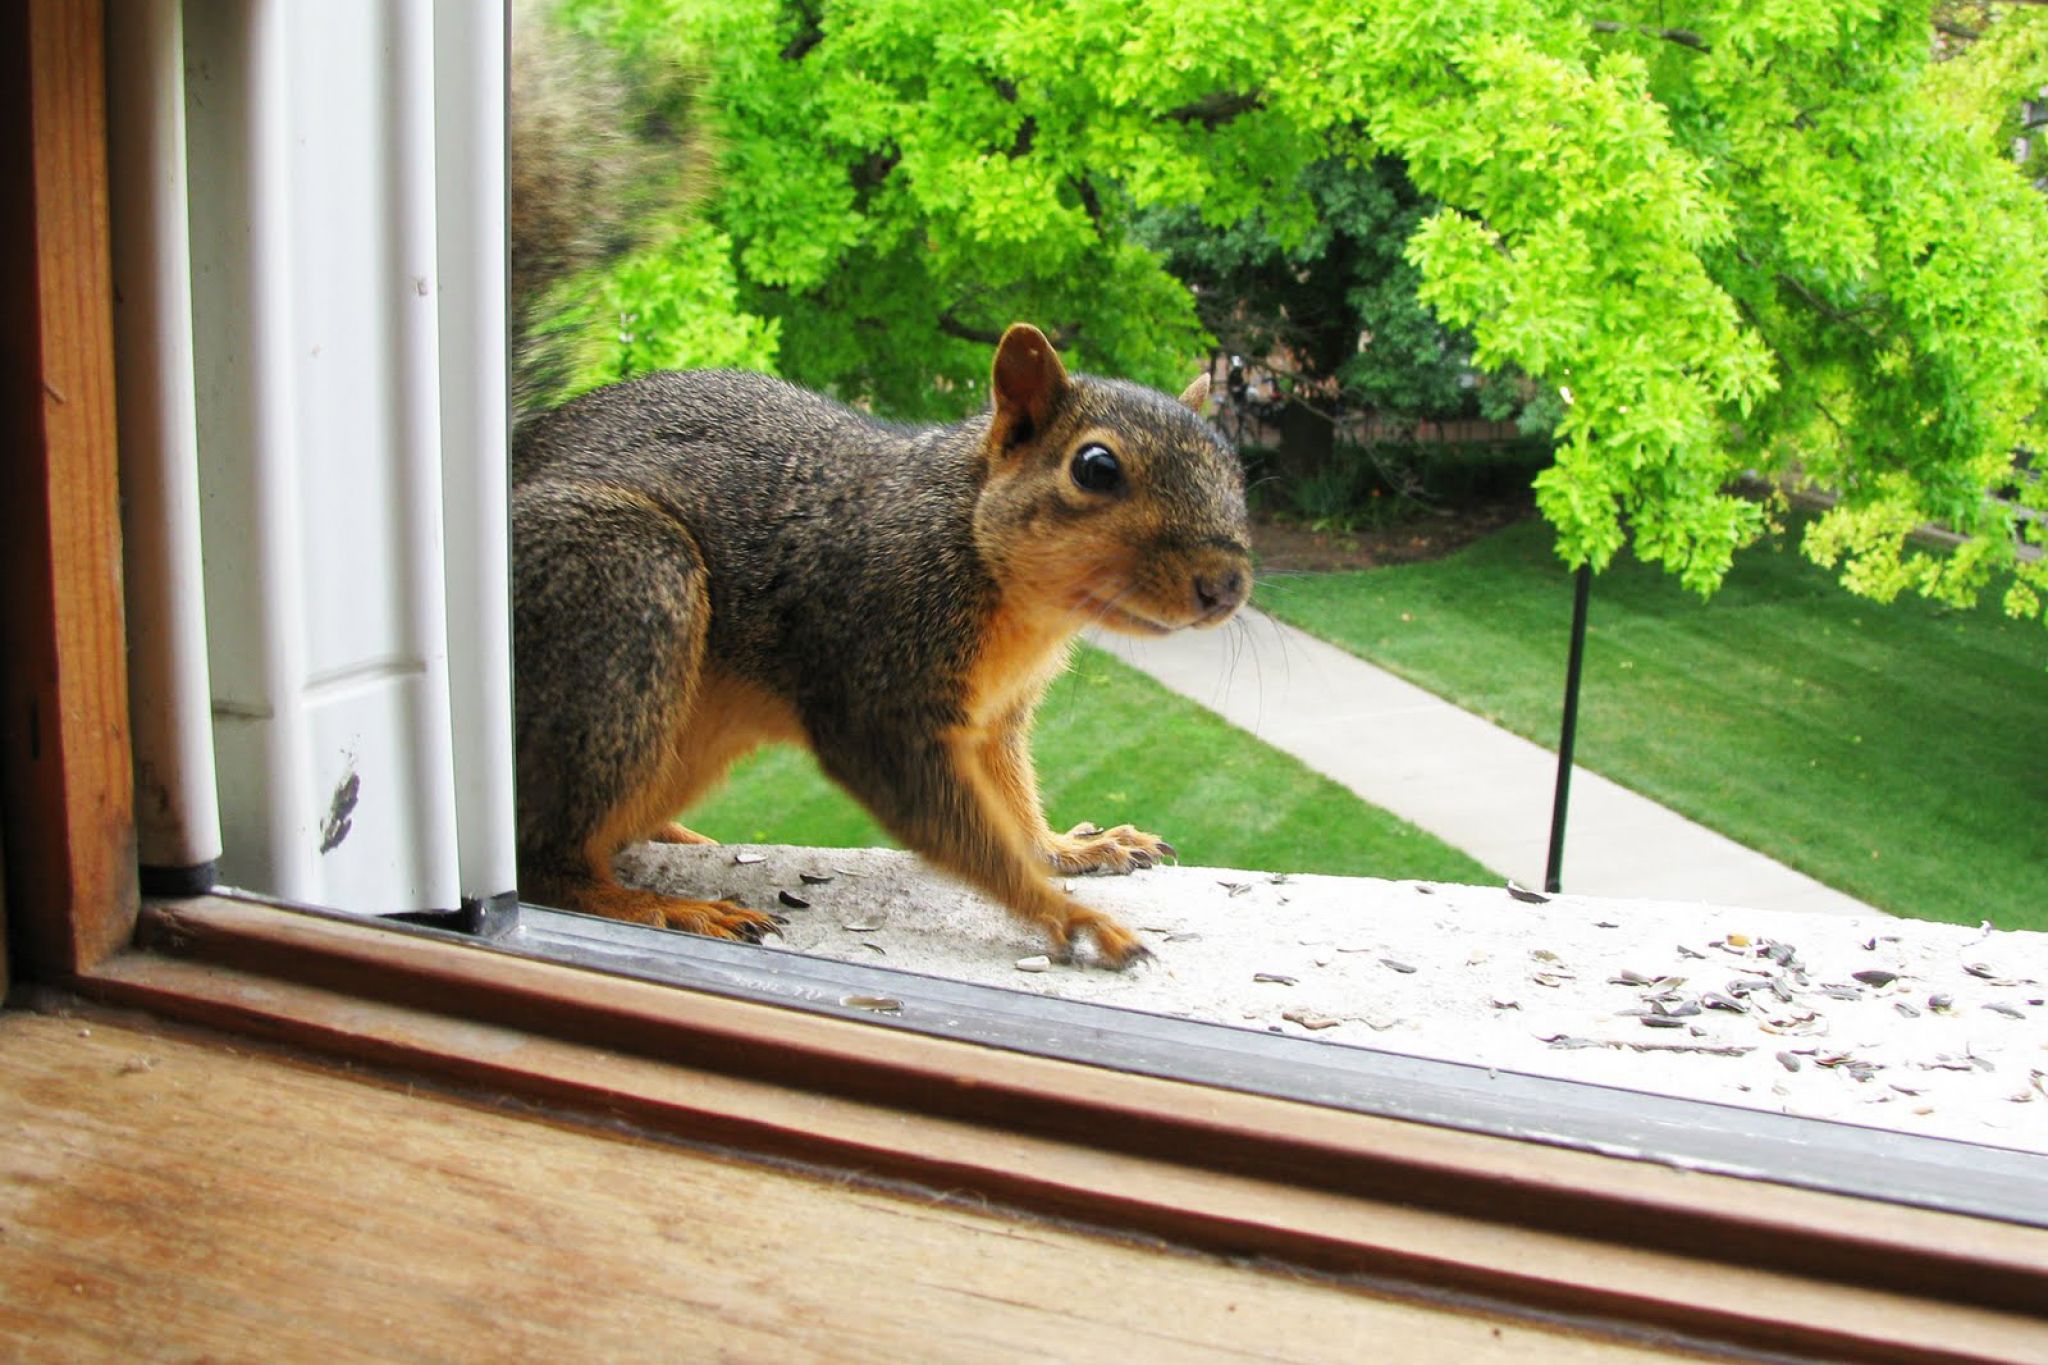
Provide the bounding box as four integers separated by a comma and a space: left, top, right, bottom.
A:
4, 8, 2045, 1359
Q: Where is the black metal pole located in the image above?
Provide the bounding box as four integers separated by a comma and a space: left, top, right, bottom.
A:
1544, 563, 1593, 893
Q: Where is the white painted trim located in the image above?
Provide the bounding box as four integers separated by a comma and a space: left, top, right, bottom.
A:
169, 0, 514, 912
107, 0, 224, 875
433, 0, 518, 905
186, 0, 321, 898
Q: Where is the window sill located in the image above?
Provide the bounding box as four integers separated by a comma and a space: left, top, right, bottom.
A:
616, 842, 2048, 1171
59, 893, 2048, 1363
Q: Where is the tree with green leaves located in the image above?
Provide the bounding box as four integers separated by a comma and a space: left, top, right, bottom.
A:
1137, 155, 1556, 478
539, 0, 2048, 622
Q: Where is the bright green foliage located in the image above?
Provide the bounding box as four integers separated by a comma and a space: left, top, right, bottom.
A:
561, 0, 1330, 413
1926, 5, 2048, 157
556, 0, 2048, 620
1362, 20, 1783, 591
526, 223, 782, 402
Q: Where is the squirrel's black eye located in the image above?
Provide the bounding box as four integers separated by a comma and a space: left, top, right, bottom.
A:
1070, 443, 1122, 494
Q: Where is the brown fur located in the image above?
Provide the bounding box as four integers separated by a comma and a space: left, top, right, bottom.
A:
512, 325, 1250, 966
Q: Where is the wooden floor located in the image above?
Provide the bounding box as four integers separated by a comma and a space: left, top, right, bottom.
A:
0, 1009, 1692, 1362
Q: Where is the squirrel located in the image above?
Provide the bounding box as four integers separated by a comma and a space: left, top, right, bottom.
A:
510, 324, 1252, 967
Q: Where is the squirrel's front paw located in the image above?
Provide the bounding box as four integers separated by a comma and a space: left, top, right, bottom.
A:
1046, 822, 1176, 876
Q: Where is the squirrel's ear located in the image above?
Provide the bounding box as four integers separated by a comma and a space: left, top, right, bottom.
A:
1178, 372, 1211, 414
990, 323, 1070, 451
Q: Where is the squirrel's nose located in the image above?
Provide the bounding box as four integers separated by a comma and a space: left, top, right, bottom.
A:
1194, 567, 1248, 619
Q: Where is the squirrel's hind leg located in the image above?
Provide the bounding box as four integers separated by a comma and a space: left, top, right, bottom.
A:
515, 482, 763, 938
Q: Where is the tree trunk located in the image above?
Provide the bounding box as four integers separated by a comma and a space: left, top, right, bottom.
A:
1276, 397, 1335, 481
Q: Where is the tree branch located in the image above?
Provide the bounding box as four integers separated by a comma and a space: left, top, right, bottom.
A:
849, 145, 901, 192
1772, 271, 1885, 346
1590, 20, 1710, 51
938, 310, 1079, 349
1068, 175, 1103, 228
779, 0, 824, 61
1162, 91, 1265, 129
1007, 116, 1037, 160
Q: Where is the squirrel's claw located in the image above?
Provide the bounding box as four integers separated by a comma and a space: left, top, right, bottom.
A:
1107, 939, 1155, 970
662, 897, 782, 944
1034, 909, 1151, 970
1074, 915, 1151, 971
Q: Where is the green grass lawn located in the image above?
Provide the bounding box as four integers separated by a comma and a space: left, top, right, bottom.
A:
1257, 516, 2048, 932
686, 645, 1493, 883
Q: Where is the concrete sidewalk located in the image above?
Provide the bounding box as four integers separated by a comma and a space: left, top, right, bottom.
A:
1088, 609, 1884, 918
